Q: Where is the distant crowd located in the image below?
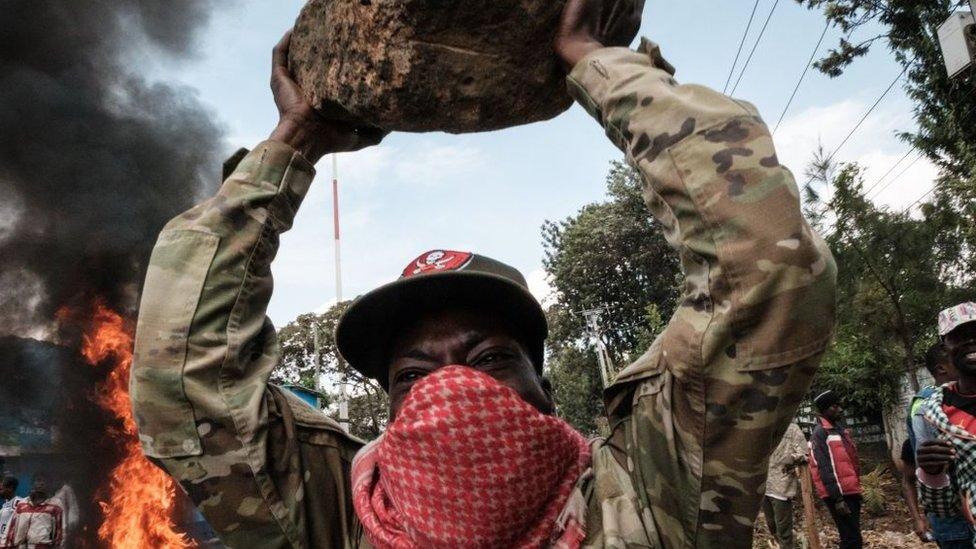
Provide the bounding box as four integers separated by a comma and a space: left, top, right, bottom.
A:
0, 473, 77, 548
759, 302, 976, 549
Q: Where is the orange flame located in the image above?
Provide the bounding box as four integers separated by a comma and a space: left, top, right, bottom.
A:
67, 298, 195, 548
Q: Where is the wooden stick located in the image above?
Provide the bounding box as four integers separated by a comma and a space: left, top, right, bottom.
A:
797, 463, 822, 549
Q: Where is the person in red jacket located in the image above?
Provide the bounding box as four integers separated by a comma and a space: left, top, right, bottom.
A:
809, 390, 863, 549
2, 474, 63, 549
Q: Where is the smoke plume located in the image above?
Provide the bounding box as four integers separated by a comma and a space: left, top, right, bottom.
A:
0, 0, 226, 331
0, 1, 228, 545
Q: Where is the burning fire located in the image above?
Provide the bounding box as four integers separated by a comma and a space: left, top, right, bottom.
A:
61, 298, 194, 548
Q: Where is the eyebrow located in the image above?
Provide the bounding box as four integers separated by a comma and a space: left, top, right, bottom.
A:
396, 349, 435, 361
393, 330, 494, 361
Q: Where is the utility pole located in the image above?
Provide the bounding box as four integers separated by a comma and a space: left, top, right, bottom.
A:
332, 154, 350, 433
313, 327, 322, 392
580, 308, 615, 388
938, 7, 975, 78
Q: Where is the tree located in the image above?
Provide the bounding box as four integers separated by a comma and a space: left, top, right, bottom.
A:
804, 156, 975, 418
542, 161, 680, 432
795, 1, 976, 421
546, 329, 604, 436
274, 301, 389, 440
796, 0, 976, 179
542, 161, 680, 364
926, 173, 976, 280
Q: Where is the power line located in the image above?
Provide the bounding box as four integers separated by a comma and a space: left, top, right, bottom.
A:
730, 0, 782, 96
867, 152, 925, 200
869, 152, 922, 201
825, 63, 909, 164
899, 94, 976, 210
895, 106, 971, 214
902, 185, 937, 214
773, 21, 830, 134
723, 0, 762, 94
861, 147, 917, 197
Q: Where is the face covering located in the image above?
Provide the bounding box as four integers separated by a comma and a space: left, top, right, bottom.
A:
352, 365, 591, 549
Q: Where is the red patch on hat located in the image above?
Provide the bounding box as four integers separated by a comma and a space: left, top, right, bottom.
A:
402, 250, 473, 277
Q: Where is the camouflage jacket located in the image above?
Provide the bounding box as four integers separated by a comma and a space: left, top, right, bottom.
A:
132, 40, 836, 548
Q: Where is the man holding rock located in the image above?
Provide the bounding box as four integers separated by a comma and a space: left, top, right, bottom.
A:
131, 1, 836, 547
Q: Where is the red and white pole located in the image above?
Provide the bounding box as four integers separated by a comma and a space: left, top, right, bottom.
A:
332, 154, 343, 302
333, 154, 349, 433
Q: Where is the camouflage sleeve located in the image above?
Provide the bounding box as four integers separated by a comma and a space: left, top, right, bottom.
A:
131, 141, 321, 547
567, 41, 837, 547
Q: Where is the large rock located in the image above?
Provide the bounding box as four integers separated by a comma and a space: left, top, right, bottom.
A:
289, 0, 574, 134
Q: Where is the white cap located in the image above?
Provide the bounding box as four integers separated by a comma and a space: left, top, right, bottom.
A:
939, 302, 976, 337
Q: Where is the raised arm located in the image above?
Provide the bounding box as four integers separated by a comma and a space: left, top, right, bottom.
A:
130, 33, 381, 546
555, 3, 836, 546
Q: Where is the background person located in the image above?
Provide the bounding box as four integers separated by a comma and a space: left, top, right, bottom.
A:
762, 422, 807, 549
902, 343, 973, 547
916, 303, 976, 546
809, 390, 863, 549
0, 477, 23, 548
2, 473, 64, 548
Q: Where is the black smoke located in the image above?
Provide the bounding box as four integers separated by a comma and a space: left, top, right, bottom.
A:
0, 1, 228, 546
0, 0, 226, 330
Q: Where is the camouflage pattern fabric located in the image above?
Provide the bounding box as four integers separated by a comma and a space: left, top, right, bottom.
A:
569, 41, 836, 548
130, 142, 365, 548
131, 39, 836, 548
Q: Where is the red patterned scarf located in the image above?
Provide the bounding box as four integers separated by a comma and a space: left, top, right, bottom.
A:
351, 366, 591, 549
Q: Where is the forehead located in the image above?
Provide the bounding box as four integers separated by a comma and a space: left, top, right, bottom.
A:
391, 307, 513, 349
948, 322, 976, 341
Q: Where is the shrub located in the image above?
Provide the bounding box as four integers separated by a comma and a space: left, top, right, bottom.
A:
861, 465, 891, 516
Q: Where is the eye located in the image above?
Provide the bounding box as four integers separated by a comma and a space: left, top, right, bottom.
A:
394, 369, 426, 385
474, 349, 516, 367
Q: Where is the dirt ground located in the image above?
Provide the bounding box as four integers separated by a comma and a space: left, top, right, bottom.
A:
752, 465, 930, 548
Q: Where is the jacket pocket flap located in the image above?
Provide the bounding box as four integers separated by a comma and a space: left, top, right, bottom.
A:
132, 230, 218, 459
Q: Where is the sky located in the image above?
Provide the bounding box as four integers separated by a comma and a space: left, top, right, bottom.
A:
143, 0, 943, 326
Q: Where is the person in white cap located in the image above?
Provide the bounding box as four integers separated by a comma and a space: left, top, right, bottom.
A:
914, 302, 976, 546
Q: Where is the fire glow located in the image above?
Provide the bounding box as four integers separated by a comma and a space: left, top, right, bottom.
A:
61, 298, 193, 548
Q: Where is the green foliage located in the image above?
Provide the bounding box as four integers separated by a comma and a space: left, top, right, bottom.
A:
796, 0, 976, 179
542, 161, 680, 432
804, 157, 975, 417
546, 339, 605, 436
814, 324, 903, 415
860, 465, 891, 516
542, 161, 680, 364
927, 174, 976, 281
273, 301, 389, 441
